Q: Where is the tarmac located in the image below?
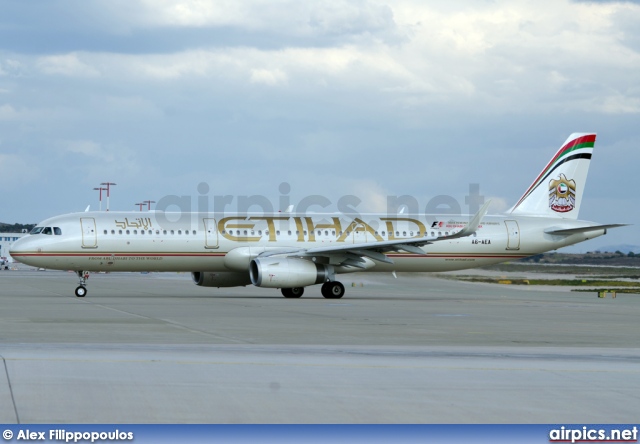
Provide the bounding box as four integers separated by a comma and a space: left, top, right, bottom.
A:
0, 267, 638, 423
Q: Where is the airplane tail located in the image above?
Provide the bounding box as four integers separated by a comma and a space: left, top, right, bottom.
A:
509, 133, 596, 219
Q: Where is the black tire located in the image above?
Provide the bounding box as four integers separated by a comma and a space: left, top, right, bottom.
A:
322, 282, 345, 299
75, 286, 87, 298
281, 287, 304, 298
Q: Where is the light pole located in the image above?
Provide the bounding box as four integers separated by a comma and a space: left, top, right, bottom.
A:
101, 182, 117, 211
93, 187, 107, 211
135, 203, 145, 211
143, 200, 156, 211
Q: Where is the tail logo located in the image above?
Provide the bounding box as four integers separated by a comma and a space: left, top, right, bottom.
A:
549, 174, 576, 213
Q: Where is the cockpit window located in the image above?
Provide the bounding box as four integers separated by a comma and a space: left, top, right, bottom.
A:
30, 227, 44, 235
54, 227, 62, 235
42, 227, 52, 235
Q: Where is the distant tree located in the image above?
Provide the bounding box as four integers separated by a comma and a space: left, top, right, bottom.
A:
629, 251, 636, 258
0, 223, 36, 233
615, 250, 624, 256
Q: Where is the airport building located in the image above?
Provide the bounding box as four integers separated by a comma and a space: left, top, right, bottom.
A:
0, 232, 26, 264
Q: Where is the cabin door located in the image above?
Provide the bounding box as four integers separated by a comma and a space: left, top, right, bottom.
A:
80, 217, 97, 248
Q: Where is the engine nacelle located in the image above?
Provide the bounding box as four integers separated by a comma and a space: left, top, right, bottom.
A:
192, 271, 252, 288
250, 257, 330, 288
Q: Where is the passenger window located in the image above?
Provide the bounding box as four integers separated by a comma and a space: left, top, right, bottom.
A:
42, 227, 52, 235
103, 230, 107, 235
126, 230, 130, 235
133, 230, 137, 235
141, 230, 145, 235
54, 227, 62, 235
276, 230, 280, 235
170, 230, 175, 235
288, 231, 292, 235
119, 230, 123, 235
111, 230, 115, 235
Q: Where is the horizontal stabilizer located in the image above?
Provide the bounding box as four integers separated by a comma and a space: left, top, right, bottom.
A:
544, 224, 629, 235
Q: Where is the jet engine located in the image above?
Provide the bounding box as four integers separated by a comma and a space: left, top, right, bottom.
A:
249, 257, 330, 288
192, 271, 252, 288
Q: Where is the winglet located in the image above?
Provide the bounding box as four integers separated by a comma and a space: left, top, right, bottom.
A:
445, 200, 491, 239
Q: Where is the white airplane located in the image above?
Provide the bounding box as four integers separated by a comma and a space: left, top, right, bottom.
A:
10, 133, 625, 299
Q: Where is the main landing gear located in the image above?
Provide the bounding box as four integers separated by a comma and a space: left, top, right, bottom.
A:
75, 271, 88, 298
321, 281, 345, 299
280, 281, 346, 299
281, 287, 304, 298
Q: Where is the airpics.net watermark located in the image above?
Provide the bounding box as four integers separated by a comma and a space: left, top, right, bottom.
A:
152, 182, 487, 220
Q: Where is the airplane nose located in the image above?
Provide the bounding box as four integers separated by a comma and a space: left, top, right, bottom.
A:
9, 236, 35, 264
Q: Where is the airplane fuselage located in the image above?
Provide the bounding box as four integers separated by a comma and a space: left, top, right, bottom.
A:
11, 211, 604, 273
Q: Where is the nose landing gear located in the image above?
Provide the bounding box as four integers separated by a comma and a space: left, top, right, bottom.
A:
75, 271, 88, 297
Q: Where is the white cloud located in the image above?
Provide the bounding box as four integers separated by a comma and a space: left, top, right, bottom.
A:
250, 68, 288, 86
37, 53, 100, 77
0, 153, 39, 183
61, 140, 140, 176
0, 104, 19, 120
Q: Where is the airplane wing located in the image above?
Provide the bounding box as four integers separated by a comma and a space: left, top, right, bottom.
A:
257, 201, 492, 267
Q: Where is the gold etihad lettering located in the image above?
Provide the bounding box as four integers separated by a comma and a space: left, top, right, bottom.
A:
380, 218, 426, 240
213, 216, 428, 243
248, 216, 289, 242
114, 217, 153, 230
304, 217, 342, 242
217, 217, 261, 242
336, 218, 383, 242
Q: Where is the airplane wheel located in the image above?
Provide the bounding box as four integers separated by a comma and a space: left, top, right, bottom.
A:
75, 286, 87, 298
282, 287, 304, 298
322, 282, 345, 299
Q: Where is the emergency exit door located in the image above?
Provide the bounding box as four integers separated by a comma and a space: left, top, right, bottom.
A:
504, 220, 520, 250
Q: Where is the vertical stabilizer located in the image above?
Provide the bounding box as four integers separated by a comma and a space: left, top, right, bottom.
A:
509, 133, 595, 219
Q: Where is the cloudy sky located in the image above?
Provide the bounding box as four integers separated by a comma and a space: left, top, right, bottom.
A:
1, 0, 638, 251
